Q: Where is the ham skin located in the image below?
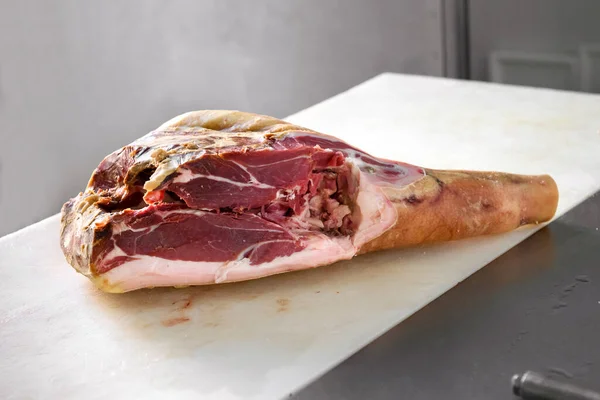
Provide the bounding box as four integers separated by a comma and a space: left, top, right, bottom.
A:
60, 110, 559, 292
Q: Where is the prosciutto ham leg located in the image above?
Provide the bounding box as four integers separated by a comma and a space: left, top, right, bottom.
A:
60, 110, 559, 292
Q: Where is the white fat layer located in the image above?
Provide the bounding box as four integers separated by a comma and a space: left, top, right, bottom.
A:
229, 160, 263, 185
109, 208, 207, 235
100, 234, 355, 292
143, 157, 181, 192
171, 168, 275, 189
351, 166, 398, 247
234, 154, 310, 168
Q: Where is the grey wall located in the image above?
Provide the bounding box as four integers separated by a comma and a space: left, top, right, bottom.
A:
469, 0, 600, 81
0, 0, 444, 236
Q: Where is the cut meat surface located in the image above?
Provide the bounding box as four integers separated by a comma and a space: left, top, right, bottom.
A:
93, 205, 305, 274
60, 110, 559, 292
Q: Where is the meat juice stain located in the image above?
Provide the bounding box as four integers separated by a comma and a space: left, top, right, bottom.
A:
240, 293, 259, 301
158, 295, 195, 327
172, 297, 193, 310
276, 298, 290, 312
161, 317, 190, 327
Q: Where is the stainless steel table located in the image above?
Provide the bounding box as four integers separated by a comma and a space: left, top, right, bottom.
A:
292, 191, 600, 399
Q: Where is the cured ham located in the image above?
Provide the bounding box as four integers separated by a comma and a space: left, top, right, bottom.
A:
60, 110, 559, 292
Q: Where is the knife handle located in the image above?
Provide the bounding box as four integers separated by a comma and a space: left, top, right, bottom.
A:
512, 371, 600, 400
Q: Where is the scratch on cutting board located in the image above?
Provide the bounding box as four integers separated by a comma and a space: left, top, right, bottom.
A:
547, 367, 574, 379
552, 275, 591, 311
507, 330, 529, 354
552, 301, 568, 310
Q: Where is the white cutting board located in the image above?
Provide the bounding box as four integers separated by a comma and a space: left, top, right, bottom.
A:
2, 73, 600, 400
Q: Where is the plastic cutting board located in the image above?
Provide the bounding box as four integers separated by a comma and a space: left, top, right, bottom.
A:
2, 73, 600, 400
